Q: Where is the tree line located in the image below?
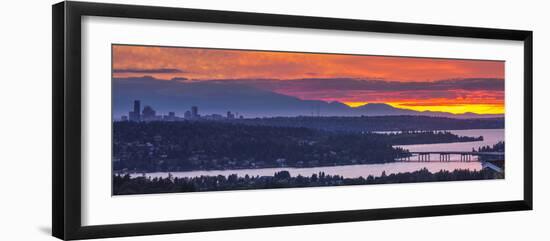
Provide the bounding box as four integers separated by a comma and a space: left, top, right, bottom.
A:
232, 116, 504, 132
113, 168, 503, 195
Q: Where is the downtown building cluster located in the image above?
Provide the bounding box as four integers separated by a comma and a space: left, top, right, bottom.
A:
121, 100, 242, 122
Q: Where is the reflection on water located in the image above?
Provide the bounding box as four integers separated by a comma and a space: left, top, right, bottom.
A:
128, 129, 504, 179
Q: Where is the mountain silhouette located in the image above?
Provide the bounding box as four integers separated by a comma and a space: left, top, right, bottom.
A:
113, 76, 503, 119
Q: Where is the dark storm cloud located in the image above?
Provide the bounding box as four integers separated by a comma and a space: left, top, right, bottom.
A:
113, 68, 186, 74
288, 78, 504, 92
207, 78, 504, 92
113, 76, 503, 94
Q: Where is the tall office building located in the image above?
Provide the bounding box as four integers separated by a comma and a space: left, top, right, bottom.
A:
129, 100, 141, 122
133, 100, 140, 119
141, 106, 156, 121
191, 106, 199, 118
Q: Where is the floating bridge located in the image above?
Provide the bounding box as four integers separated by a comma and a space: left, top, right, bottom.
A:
399, 151, 504, 162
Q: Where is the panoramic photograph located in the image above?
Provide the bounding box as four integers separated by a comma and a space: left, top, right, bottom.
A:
111, 44, 505, 195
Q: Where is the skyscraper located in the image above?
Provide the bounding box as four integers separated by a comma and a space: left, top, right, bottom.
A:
191, 106, 199, 118
134, 100, 140, 118
129, 100, 141, 122
141, 106, 156, 122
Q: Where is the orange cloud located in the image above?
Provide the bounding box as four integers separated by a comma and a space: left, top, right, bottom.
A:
113, 45, 504, 81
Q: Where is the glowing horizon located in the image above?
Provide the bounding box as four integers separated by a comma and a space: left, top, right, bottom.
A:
341, 102, 503, 115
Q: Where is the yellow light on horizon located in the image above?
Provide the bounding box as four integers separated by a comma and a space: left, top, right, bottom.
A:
343, 102, 370, 108
389, 103, 504, 115
341, 101, 504, 115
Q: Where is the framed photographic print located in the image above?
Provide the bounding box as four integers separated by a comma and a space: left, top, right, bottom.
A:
52, 1, 533, 240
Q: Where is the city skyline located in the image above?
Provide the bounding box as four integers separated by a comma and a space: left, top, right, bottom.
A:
122, 99, 242, 122
113, 45, 505, 115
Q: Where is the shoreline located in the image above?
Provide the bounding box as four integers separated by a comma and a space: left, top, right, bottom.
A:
115, 161, 486, 180
113, 168, 503, 195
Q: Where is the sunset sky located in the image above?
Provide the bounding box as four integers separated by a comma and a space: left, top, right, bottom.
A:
112, 45, 505, 114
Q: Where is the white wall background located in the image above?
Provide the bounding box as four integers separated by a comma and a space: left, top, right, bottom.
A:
0, 0, 547, 240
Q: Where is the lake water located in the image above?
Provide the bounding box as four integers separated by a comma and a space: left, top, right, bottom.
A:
128, 129, 504, 179
395, 129, 504, 152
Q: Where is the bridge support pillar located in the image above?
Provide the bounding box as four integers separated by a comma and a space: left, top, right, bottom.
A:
418, 153, 431, 162
410, 152, 499, 163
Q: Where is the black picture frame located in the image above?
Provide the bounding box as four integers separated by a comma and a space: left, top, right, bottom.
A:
52, 1, 533, 240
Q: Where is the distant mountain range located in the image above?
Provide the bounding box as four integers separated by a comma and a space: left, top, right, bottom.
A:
113, 76, 504, 119
350, 103, 502, 119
